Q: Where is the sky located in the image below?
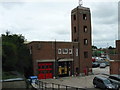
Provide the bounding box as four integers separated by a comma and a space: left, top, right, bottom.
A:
0, 0, 119, 48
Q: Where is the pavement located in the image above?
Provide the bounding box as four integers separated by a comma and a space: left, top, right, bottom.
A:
38, 66, 110, 89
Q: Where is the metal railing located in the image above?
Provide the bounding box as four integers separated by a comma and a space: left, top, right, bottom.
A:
38, 80, 86, 90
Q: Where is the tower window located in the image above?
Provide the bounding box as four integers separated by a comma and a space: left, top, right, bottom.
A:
74, 38, 78, 42
83, 14, 87, 20
76, 48, 78, 56
84, 26, 87, 32
73, 14, 76, 20
84, 52, 88, 58
74, 39, 77, 42
30, 46, 32, 54
74, 26, 76, 33
84, 39, 88, 45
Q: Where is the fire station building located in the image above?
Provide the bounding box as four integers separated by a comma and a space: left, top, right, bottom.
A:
27, 5, 92, 79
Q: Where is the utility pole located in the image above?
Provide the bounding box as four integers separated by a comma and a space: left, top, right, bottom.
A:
72, 43, 74, 76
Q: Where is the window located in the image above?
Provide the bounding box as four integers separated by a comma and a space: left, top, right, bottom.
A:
74, 39, 77, 42
74, 38, 78, 42
58, 49, 62, 54
83, 14, 87, 20
84, 39, 88, 45
37, 43, 41, 50
84, 26, 87, 32
73, 14, 76, 20
63, 49, 68, 54
104, 80, 111, 84
69, 49, 72, 54
84, 52, 88, 58
76, 67, 79, 73
46, 65, 48, 68
97, 79, 103, 83
30, 46, 32, 54
42, 66, 45, 69
76, 48, 78, 56
74, 26, 76, 33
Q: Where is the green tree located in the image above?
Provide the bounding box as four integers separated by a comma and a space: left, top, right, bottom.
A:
2, 31, 33, 77
92, 45, 97, 49
108, 46, 115, 49
2, 42, 18, 71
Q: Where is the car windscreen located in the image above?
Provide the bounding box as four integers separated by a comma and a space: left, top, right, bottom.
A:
93, 62, 98, 64
104, 79, 111, 84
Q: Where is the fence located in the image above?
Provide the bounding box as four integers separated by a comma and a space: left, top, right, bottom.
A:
38, 81, 86, 90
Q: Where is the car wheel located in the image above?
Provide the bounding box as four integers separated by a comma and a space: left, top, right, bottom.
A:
94, 84, 97, 88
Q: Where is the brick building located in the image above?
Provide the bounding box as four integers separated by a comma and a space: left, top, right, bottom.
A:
110, 40, 120, 74
116, 40, 120, 60
28, 5, 92, 79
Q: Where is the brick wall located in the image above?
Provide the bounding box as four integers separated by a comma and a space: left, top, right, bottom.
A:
110, 61, 120, 74
116, 40, 120, 60
110, 40, 120, 75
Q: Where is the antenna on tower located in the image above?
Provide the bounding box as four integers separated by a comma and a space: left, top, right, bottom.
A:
79, 0, 83, 7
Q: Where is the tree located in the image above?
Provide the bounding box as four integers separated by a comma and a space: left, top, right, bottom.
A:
2, 31, 33, 77
2, 42, 18, 71
92, 45, 97, 49
108, 46, 115, 49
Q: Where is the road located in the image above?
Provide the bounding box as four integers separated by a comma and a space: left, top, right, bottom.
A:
92, 66, 109, 75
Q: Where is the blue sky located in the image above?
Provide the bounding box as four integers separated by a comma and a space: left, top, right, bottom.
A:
0, 0, 119, 48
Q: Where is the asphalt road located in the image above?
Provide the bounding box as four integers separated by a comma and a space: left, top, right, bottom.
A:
92, 66, 109, 75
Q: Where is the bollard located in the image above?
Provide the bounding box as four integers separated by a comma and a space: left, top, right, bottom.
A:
41, 82, 43, 90
58, 84, 60, 90
66, 86, 68, 90
52, 83, 54, 90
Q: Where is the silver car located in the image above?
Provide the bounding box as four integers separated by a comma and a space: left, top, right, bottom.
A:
100, 63, 106, 68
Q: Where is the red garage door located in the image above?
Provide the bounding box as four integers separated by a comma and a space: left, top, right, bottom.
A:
38, 62, 53, 79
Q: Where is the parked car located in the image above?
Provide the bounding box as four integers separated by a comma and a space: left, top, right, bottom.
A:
92, 62, 100, 68
105, 61, 110, 66
28, 76, 38, 84
93, 76, 119, 90
108, 75, 120, 88
100, 63, 106, 68
92, 57, 96, 62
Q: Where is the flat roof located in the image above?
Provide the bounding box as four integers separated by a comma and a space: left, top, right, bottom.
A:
27, 41, 79, 44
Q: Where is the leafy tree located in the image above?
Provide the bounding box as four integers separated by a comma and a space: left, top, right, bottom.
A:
92, 45, 97, 49
108, 46, 116, 54
2, 42, 18, 71
92, 50, 101, 57
108, 46, 115, 49
2, 31, 33, 77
